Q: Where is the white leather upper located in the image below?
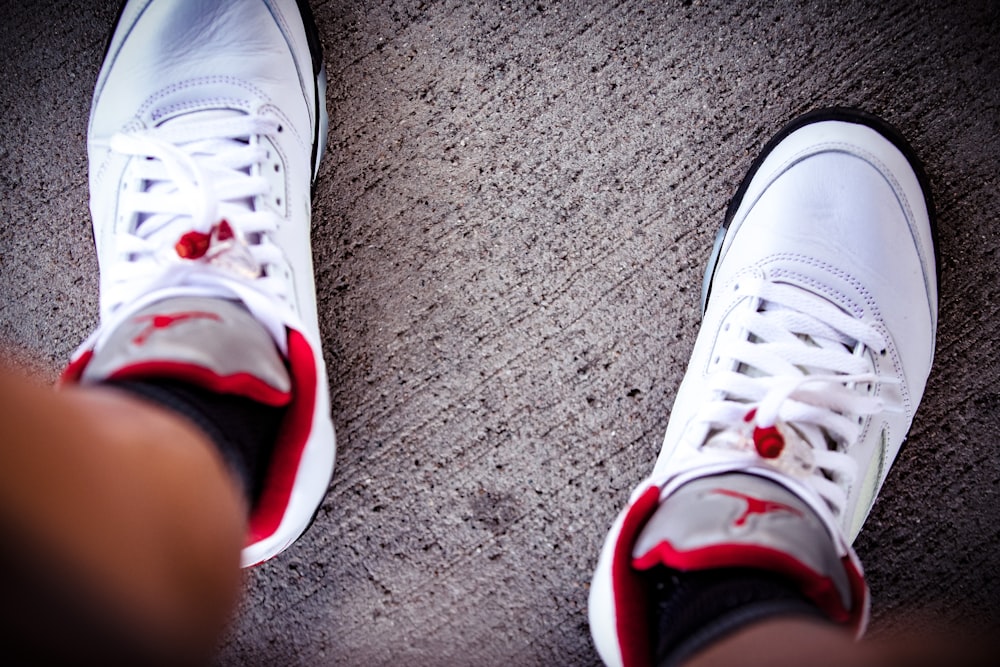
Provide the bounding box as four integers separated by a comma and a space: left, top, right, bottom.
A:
655, 121, 937, 541
589, 116, 937, 666
80, 0, 333, 566
88, 0, 321, 334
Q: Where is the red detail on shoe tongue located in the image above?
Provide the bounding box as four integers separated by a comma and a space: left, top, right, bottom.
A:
246, 330, 317, 551
711, 488, 803, 526
216, 219, 235, 242
753, 424, 784, 458
744, 407, 784, 458
175, 230, 212, 259
131, 311, 223, 345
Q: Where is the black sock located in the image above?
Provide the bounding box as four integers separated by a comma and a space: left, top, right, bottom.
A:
104, 378, 286, 507
648, 567, 829, 667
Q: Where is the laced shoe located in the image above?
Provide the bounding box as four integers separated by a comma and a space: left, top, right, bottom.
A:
589, 109, 937, 666
61, 0, 334, 566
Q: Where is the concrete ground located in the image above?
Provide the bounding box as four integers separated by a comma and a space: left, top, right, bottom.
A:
2, 0, 999, 664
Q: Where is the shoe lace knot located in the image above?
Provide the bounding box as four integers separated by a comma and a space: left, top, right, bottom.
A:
697, 278, 901, 518
104, 112, 286, 312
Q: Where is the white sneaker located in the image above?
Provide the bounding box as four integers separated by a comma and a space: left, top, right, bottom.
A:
62, 0, 334, 567
589, 109, 938, 666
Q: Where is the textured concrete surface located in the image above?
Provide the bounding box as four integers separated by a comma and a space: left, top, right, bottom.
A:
2, 0, 1000, 665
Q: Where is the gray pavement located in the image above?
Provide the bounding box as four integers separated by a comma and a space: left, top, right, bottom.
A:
2, 0, 1000, 665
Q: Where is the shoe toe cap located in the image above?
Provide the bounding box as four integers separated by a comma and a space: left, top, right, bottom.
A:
90, 0, 315, 137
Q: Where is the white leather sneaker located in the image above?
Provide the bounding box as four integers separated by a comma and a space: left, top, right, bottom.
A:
589, 109, 937, 666
63, 0, 334, 567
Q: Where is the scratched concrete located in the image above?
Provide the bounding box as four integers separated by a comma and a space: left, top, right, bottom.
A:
1, 0, 999, 665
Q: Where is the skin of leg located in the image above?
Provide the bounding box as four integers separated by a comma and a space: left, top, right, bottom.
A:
680, 618, 884, 667
0, 363, 245, 657
681, 617, 995, 667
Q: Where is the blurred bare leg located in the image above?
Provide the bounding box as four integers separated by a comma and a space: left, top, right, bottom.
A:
682, 617, 993, 667
0, 366, 245, 661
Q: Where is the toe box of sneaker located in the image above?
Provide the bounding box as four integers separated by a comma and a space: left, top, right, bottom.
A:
714, 145, 937, 402
90, 0, 315, 139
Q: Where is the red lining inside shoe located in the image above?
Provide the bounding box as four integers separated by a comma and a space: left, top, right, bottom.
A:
104, 362, 291, 407
611, 485, 662, 667
246, 329, 316, 546
633, 540, 854, 625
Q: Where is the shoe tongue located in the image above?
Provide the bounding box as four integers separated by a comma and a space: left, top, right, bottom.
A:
631, 473, 844, 583
630, 474, 860, 624
82, 296, 291, 406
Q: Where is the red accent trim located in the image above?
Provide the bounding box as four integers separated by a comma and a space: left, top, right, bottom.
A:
710, 488, 804, 527
131, 311, 223, 346
106, 362, 291, 407
842, 555, 869, 632
216, 219, 235, 242
633, 541, 852, 624
752, 424, 784, 458
246, 330, 317, 547
59, 350, 94, 385
175, 230, 212, 259
611, 486, 661, 667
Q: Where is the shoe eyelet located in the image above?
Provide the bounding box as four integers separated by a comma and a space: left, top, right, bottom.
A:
277, 124, 283, 133
274, 164, 280, 172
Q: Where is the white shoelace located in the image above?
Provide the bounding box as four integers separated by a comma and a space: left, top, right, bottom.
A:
695, 278, 901, 517
103, 113, 287, 312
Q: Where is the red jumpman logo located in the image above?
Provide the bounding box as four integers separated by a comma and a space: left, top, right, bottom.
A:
131, 311, 222, 345
712, 488, 804, 527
